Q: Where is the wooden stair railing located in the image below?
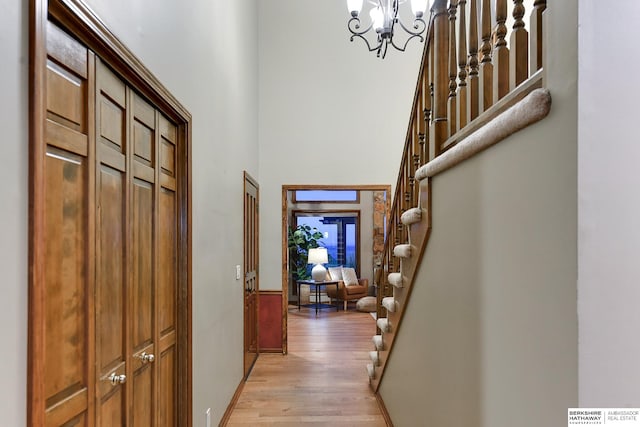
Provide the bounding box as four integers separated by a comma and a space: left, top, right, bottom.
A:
368, 0, 548, 392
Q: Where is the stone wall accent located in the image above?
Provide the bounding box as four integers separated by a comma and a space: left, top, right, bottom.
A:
372, 191, 387, 278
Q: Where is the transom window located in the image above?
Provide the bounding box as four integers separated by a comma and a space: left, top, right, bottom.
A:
293, 190, 359, 203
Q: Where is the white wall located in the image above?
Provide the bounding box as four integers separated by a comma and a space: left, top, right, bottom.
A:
84, 0, 260, 421
380, 1, 579, 425
578, 0, 640, 407
3, 0, 259, 423
0, 0, 29, 424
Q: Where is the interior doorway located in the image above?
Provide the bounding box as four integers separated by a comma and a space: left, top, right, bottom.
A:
280, 185, 390, 354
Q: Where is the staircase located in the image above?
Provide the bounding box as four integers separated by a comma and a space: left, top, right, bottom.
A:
366, 0, 549, 392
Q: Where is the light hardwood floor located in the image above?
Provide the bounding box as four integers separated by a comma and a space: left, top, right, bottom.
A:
225, 305, 387, 426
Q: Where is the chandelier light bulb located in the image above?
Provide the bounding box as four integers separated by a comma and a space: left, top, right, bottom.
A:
347, 0, 364, 17
370, 6, 384, 32
411, 0, 429, 18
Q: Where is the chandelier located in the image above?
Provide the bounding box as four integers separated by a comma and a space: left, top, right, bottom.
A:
347, 0, 430, 58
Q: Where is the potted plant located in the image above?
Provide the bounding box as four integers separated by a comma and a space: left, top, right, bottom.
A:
288, 224, 324, 282
288, 224, 324, 304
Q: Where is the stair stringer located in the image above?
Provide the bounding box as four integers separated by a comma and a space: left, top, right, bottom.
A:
370, 177, 432, 391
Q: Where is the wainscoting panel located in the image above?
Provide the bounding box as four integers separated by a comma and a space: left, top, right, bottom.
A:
258, 291, 283, 353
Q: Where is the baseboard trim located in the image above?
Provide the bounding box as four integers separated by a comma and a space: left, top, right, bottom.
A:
259, 347, 284, 353
218, 378, 246, 426
375, 392, 394, 427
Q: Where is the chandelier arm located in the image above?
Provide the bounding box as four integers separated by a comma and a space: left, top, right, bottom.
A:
347, 2, 429, 58
348, 17, 374, 36
396, 17, 427, 37
350, 33, 385, 53
380, 39, 389, 58
390, 33, 424, 52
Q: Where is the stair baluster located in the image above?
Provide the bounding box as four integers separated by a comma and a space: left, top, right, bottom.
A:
457, 0, 468, 129
479, 0, 494, 112
510, 0, 529, 89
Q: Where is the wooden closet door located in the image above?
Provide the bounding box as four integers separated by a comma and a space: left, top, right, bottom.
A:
95, 65, 176, 426
129, 93, 158, 426
157, 115, 179, 427
95, 59, 130, 426
31, 9, 190, 425
43, 21, 95, 427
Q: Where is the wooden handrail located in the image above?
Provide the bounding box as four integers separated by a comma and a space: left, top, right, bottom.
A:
372, 0, 548, 392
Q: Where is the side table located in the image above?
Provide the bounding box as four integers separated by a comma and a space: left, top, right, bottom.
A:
296, 280, 339, 315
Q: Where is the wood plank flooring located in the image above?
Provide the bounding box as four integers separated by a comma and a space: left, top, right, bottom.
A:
225, 306, 387, 426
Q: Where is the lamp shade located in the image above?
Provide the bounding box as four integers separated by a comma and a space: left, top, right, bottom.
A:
307, 247, 328, 265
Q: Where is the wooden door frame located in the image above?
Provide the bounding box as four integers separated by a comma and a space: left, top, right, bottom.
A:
281, 184, 391, 354
28, 0, 193, 425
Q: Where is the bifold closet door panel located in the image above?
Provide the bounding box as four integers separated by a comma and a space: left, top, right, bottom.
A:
43, 21, 95, 427
95, 59, 129, 426
157, 115, 179, 427
130, 93, 158, 427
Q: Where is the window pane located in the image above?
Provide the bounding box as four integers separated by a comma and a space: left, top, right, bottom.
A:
294, 213, 359, 274
345, 223, 356, 269
294, 190, 359, 203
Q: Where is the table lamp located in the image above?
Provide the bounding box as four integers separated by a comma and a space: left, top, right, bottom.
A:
308, 247, 328, 282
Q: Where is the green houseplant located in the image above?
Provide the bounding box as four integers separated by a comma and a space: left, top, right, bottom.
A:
288, 225, 324, 281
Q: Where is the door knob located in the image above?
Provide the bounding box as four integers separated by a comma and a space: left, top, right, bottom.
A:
139, 352, 155, 363
107, 372, 126, 385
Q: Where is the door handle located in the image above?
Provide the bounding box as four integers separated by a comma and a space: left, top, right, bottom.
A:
106, 372, 127, 385
138, 351, 155, 363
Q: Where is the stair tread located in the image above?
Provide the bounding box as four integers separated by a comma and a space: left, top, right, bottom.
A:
372, 335, 384, 351
401, 207, 422, 225
382, 297, 396, 312
366, 363, 375, 379
393, 244, 412, 258
388, 272, 404, 288
376, 317, 391, 332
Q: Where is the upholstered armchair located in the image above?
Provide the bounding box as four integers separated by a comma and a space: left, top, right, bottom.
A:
325, 267, 369, 310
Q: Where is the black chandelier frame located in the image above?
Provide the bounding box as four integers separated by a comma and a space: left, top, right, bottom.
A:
347, 1, 429, 58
